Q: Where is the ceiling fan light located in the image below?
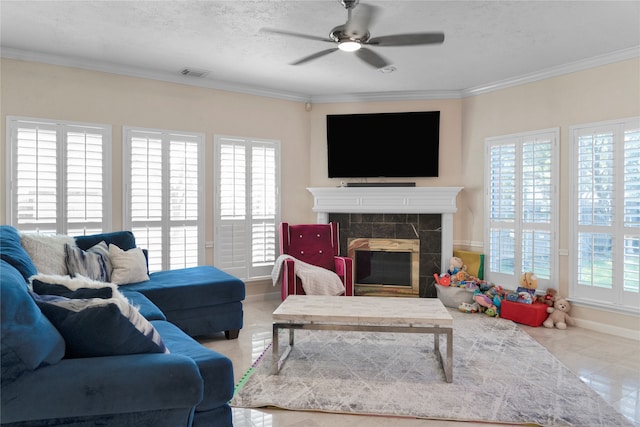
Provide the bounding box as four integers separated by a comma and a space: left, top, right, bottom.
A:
338, 41, 361, 52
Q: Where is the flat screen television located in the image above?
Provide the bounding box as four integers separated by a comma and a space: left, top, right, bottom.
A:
326, 111, 440, 178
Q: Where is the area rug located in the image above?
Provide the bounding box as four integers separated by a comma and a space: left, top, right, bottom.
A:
230, 309, 633, 427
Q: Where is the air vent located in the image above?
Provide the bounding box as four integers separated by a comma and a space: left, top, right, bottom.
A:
180, 68, 210, 78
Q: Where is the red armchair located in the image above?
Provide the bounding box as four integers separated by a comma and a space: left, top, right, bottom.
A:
278, 222, 354, 300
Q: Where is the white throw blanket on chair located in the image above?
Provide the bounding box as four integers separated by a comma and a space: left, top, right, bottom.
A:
271, 254, 345, 296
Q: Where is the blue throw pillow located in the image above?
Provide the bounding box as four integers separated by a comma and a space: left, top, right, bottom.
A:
0, 225, 37, 281
32, 293, 168, 358
64, 241, 112, 282
1, 261, 65, 386
31, 279, 114, 300
74, 231, 136, 252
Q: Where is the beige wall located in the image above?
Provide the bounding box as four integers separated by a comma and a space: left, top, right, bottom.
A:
307, 100, 463, 187
0, 58, 312, 268
458, 58, 640, 336
2, 57, 639, 337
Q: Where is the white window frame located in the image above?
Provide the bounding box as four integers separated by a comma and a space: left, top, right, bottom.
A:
213, 135, 280, 281
569, 117, 640, 313
484, 128, 559, 291
122, 126, 205, 272
6, 116, 112, 234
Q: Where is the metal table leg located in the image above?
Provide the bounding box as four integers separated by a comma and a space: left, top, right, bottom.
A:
272, 323, 294, 375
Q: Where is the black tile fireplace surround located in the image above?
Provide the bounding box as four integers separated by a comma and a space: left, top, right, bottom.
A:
329, 213, 442, 298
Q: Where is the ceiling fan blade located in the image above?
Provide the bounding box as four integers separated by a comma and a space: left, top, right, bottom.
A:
291, 48, 339, 65
260, 27, 332, 43
367, 33, 445, 47
355, 47, 391, 69
344, 4, 379, 38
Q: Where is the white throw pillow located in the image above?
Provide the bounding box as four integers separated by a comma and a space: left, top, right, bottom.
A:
21, 233, 76, 276
108, 244, 149, 285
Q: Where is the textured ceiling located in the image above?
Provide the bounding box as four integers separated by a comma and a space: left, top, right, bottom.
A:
1, 0, 639, 101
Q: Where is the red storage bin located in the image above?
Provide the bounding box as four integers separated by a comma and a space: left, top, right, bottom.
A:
500, 300, 548, 327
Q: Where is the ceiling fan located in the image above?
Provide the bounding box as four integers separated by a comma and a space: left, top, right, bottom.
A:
261, 0, 444, 69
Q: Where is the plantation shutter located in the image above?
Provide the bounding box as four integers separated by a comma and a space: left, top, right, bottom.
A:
65, 125, 109, 235
128, 130, 164, 272
570, 118, 640, 309
521, 138, 554, 279
487, 142, 517, 280
485, 129, 558, 290
251, 143, 277, 271
169, 137, 201, 269
214, 136, 279, 280
216, 138, 247, 277
11, 121, 58, 232
7, 117, 111, 234
124, 127, 204, 272
624, 126, 640, 300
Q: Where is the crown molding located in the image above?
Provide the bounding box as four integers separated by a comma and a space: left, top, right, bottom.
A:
461, 46, 640, 97
2, 45, 639, 103
0, 47, 311, 103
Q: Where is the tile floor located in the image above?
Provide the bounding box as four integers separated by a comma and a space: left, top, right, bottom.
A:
199, 294, 640, 427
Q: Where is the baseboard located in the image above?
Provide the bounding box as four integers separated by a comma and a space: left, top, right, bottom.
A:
244, 291, 280, 303
574, 318, 640, 341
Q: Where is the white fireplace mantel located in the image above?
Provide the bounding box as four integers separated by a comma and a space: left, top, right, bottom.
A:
307, 186, 463, 270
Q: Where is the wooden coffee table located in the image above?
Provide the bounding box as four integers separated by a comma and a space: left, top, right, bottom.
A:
271, 295, 454, 382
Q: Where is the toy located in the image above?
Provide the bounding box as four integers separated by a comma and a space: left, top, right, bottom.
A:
448, 256, 465, 275
519, 271, 538, 290
484, 306, 498, 317
473, 289, 499, 317
543, 297, 576, 329
492, 293, 502, 313
473, 291, 493, 308
433, 273, 451, 287
539, 288, 557, 307
458, 302, 479, 313
518, 290, 534, 303
456, 270, 469, 282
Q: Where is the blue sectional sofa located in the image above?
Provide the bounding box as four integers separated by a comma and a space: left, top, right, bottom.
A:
1, 226, 245, 427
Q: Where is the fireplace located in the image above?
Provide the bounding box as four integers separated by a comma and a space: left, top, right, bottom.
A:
307, 186, 463, 298
348, 237, 420, 296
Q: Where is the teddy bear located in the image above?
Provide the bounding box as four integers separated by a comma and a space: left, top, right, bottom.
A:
519, 271, 538, 290
543, 297, 575, 329
538, 287, 557, 307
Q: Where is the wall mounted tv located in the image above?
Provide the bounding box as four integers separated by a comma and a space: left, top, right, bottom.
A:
326, 111, 440, 178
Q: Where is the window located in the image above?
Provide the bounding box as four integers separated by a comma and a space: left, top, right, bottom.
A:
569, 117, 640, 312
214, 135, 280, 280
6, 116, 111, 234
123, 127, 204, 272
484, 128, 559, 290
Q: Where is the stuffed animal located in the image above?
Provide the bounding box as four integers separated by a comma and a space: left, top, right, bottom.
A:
519, 271, 538, 290
448, 256, 465, 275
543, 297, 575, 329
473, 289, 499, 317
539, 288, 557, 307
